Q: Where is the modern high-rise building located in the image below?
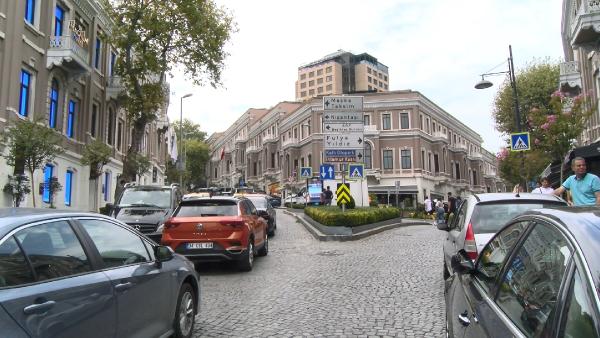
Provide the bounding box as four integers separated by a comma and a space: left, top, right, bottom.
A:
295, 50, 389, 101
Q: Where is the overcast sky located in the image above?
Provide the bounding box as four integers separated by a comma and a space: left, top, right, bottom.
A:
167, 0, 564, 154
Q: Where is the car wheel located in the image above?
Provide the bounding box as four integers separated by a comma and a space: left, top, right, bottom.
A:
257, 232, 269, 257
443, 260, 450, 280
173, 283, 195, 338
238, 239, 254, 271
268, 220, 276, 236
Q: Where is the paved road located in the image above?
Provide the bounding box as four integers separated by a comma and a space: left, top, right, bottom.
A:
193, 210, 446, 337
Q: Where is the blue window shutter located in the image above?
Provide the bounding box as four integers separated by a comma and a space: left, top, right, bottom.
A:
19, 70, 31, 117
67, 100, 75, 137
43, 165, 53, 203
104, 172, 111, 201
25, 0, 36, 24
54, 5, 64, 36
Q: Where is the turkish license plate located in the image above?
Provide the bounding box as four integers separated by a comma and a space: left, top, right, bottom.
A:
187, 242, 213, 249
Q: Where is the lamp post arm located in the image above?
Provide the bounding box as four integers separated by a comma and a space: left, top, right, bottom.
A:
479, 71, 509, 77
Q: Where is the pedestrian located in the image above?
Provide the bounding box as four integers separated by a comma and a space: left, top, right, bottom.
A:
325, 186, 333, 206
424, 195, 433, 216
532, 177, 555, 194
512, 184, 524, 193
445, 192, 456, 223
436, 198, 445, 224
554, 157, 600, 206
320, 188, 326, 205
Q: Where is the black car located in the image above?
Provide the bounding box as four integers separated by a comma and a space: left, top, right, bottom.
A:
245, 194, 277, 236
445, 206, 600, 337
267, 195, 281, 208
107, 183, 183, 242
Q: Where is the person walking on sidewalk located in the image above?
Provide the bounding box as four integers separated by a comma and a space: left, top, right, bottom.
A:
325, 186, 333, 206
424, 196, 433, 217
445, 192, 456, 223
554, 157, 600, 206
435, 198, 445, 224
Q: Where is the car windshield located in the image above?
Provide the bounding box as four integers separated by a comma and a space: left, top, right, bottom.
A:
247, 196, 267, 208
471, 201, 566, 234
118, 188, 171, 208
174, 200, 239, 217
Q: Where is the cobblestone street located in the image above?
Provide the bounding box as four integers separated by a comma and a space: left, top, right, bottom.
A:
193, 210, 446, 337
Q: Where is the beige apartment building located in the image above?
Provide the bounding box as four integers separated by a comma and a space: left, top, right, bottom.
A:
0, 0, 171, 210
295, 50, 389, 101
207, 90, 505, 206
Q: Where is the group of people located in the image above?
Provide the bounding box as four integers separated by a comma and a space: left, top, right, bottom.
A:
319, 186, 334, 205
424, 192, 460, 225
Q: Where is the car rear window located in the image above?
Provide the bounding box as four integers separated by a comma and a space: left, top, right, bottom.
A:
247, 197, 267, 208
174, 200, 239, 217
471, 201, 566, 234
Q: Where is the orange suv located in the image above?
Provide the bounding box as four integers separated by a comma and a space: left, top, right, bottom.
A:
160, 196, 268, 271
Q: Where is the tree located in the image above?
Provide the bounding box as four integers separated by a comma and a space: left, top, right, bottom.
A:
3, 174, 31, 207
527, 91, 594, 183
179, 118, 207, 142
493, 60, 559, 135
81, 139, 112, 211
1, 118, 64, 207
185, 139, 209, 188
496, 147, 549, 187
101, 0, 235, 194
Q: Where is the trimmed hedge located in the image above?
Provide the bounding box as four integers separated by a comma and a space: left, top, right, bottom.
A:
304, 206, 400, 227
284, 202, 306, 209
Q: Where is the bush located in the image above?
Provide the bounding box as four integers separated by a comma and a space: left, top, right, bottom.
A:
305, 206, 400, 227
368, 193, 378, 207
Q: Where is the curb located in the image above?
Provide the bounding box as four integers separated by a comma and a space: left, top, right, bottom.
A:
282, 209, 433, 241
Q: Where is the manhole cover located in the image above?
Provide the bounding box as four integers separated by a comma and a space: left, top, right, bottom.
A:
316, 250, 343, 256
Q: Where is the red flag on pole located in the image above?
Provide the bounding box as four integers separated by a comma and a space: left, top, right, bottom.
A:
220, 148, 225, 161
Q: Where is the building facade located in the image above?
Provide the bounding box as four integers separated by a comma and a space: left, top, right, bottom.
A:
0, 0, 171, 210
207, 90, 505, 206
295, 50, 389, 101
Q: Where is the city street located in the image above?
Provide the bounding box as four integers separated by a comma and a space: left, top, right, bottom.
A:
193, 210, 447, 337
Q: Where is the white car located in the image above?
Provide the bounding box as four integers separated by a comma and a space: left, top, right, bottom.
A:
284, 195, 306, 205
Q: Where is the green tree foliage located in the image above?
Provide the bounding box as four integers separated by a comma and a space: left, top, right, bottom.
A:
81, 139, 113, 179
1, 118, 64, 207
3, 174, 31, 207
178, 118, 207, 142
185, 139, 209, 188
496, 148, 549, 188
101, 0, 235, 188
527, 91, 594, 183
493, 60, 559, 134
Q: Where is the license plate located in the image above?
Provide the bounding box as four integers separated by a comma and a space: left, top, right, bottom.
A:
187, 242, 213, 249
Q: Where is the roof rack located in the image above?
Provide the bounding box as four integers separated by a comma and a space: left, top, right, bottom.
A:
123, 182, 137, 188
170, 183, 180, 187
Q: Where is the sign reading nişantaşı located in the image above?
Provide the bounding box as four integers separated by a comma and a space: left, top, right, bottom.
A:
323, 96, 364, 163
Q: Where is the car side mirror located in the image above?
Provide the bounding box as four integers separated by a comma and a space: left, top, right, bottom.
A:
451, 250, 475, 274
155, 245, 173, 263
436, 221, 449, 231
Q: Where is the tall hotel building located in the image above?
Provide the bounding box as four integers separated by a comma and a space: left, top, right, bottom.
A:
208, 51, 504, 205
295, 50, 389, 101
0, 0, 172, 210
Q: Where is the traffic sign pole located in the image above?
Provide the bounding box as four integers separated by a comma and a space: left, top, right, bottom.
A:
342, 164, 345, 213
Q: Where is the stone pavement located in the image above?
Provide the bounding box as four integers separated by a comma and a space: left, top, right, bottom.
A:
193, 209, 446, 338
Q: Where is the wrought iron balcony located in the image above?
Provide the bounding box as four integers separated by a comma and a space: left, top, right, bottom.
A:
559, 61, 582, 90
106, 76, 125, 100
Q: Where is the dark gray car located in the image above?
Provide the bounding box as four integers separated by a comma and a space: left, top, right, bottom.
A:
246, 194, 277, 236
0, 208, 199, 338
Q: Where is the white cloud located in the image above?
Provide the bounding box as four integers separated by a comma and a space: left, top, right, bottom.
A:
168, 0, 563, 153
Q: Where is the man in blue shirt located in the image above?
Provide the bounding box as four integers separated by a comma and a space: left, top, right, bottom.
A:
554, 157, 600, 206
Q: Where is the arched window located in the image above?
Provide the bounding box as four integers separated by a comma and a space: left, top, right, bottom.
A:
364, 142, 372, 169
49, 79, 59, 128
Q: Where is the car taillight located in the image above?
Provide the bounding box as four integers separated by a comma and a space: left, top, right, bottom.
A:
163, 220, 180, 230
464, 222, 478, 260
220, 220, 245, 227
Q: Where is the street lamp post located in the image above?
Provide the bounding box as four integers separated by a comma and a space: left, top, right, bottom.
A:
475, 45, 525, 191
179, 93, 193, 188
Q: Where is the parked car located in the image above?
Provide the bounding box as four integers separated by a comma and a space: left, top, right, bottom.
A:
245, 194, 277, 236
267, 195, 282, 208
284, 194, 306, 206
438, 193, 567, 279
0, 208, 199, 338
445, 206, 600, 337
108, 183, 183, 243
160, 196, 269, 271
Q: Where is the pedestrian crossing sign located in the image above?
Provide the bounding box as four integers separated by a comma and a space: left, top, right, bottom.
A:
300, 167, 312, 178
510, 132, 530, 152
348, 163, 364, 179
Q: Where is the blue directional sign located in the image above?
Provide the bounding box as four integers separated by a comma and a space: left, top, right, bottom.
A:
348, 164, 364, 179
319, 164, 335, 180
300, 167, 312, 178
510, 132, 530, 152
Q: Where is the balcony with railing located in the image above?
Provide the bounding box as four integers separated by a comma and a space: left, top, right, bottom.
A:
467, 152, 483, 161
281, 137, 300, 148
452, 178, 468, 187
432, 131, 448, 142
263, 134, 278, 143
235, 135, 247, 144
559, 61, 582, 90
246, 145, 261, 154
106, 76, 125, 100
449, 143, 467, 153
364, 125, 379, 136
569, 1, 600, 46
47, 34, 91, 74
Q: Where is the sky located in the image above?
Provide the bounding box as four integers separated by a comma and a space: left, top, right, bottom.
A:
167, 0, 565, 154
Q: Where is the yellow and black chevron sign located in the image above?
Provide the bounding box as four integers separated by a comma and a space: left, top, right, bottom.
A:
336, 183, 351, 204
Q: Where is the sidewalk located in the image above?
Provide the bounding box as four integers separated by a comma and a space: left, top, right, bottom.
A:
282, 208, 433, 241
